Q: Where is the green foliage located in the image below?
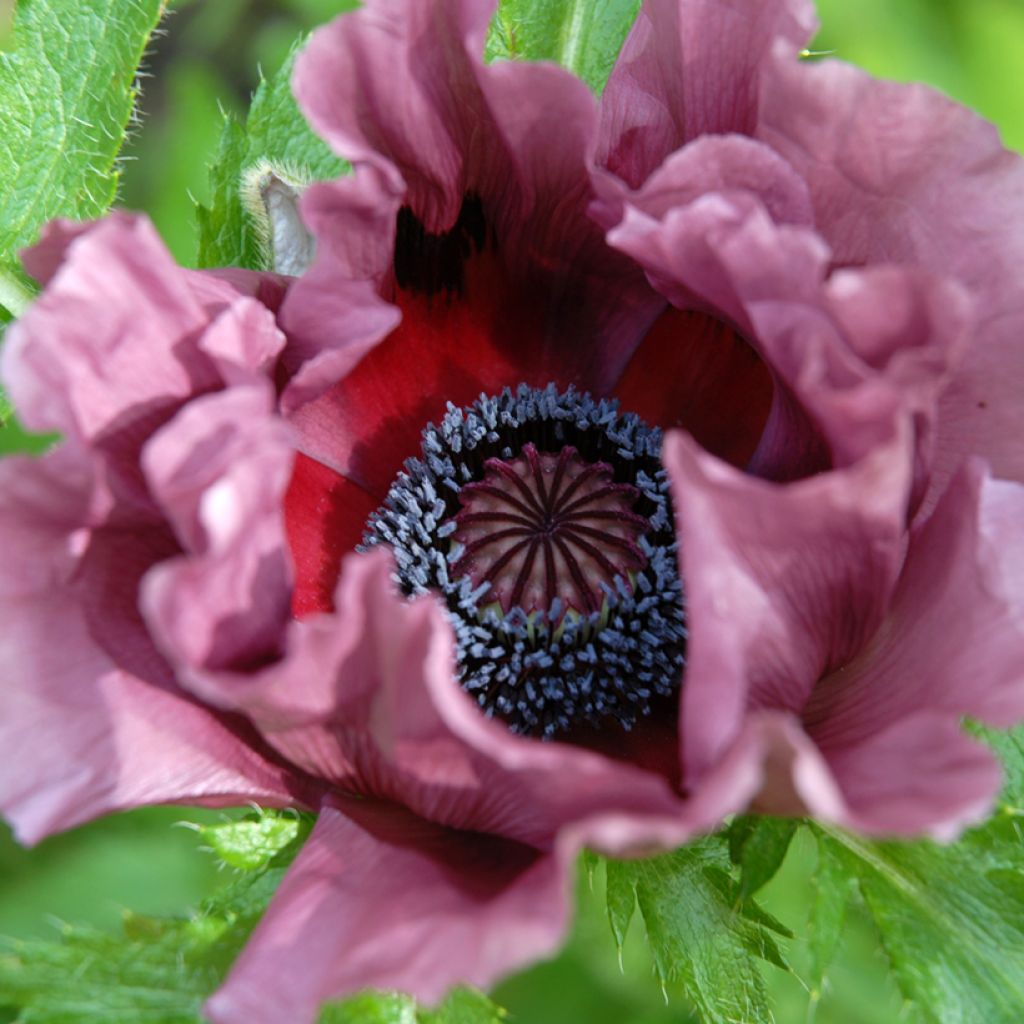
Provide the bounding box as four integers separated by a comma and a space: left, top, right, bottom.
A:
0, 812, 305, 1023
604, 837, 792, 1024
727, 816, 799, 900
194, 809, 309, 872
485, 0, 640, 94
600, 728, 1024, 1024
196, 42, 348, 270
804, 724, 1024, 1024
319, 988, 505, 1024
0, 0, 165, 316
804, 828, 851, 1002
812, 820, 1024, 1024
0, 811, 506, 1024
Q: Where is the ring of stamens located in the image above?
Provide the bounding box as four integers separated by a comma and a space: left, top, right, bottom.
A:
363, 384, 687, 737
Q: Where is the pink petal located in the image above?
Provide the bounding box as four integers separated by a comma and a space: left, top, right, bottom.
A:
204, 797, 573, 1024
806, 463, 1024, 743
140, 386, 295, 673
282, 0, 663, 471
663, 430, 912, 784
815, 713, 1001, 839
760, 54, 1024, 498
609, 186, 969, 483
3, 215, 219, 447
0, 452, 313, 845
180, 548, 701, 853
599, 0, 816, 188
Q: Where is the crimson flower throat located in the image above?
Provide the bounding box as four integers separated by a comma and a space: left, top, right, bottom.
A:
364, 385, 686, 737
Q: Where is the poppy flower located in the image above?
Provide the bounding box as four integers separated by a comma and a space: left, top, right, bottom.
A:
1, 1, 1023, 1023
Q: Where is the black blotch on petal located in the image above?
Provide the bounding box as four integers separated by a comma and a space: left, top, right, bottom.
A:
393, 193, 488, 297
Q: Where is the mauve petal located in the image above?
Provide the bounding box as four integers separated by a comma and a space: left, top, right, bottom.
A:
599, 0, 816, 188
609, 189, 970, 482
806, 463, 1024, 748
690, 704, 996, 840
0, 453, 311, 844
815, 713, 1002, 840
140, 386, 295, 673
283, 0, 661, 454
278, 168, 403, 413
700, 709, 995, 840
590, 132, 815, 232
663, 430, 912, 785
181, 549, 701, 852
205, 798, 572, 1024
18, 218, 96, 286
760, 55, 1024, 495
2, 215, 219, 445
196, 295, 287, 386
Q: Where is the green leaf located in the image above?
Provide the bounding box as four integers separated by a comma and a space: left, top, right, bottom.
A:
319, 989, 505, 1024
0, 821, 304, 1023
0, 810, 507, 1024
196, 40, 349, 270
485, 0, 640, 94
811, 817, 1024, 1024
604, 838, 790, 1023
196, 809, 310, 872
805, 829, 852, 1001
727, 816, 799, 899
0, 0, 165, 312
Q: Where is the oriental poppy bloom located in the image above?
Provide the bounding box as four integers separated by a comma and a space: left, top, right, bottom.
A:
1, 1, 1023, 1022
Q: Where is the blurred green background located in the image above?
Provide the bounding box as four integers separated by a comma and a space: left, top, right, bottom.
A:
2, 0, 1023, 1020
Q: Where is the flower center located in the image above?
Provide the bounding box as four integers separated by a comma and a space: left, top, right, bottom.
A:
363, 384, 686, 738
449, 444, 649, 618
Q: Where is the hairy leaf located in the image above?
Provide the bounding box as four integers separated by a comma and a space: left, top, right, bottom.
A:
604, 838, 790, 1024
805, 829, 852, 1001
0, 810, 507, 1023
816, 824, 1024, 1024
196, 809, 311, 872
196, 40, 349, 270
486, 0, 640, 94
0, 0, 165, 315
0, 834, 299, 1023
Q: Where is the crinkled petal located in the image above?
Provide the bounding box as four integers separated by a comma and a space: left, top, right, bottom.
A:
609, 187, 970, 482
205, 797, 572, 1024
0, 452, 312, 845
283, 0, 661, 479
760, 55, 1024, 496
591, 132, 814, 232
177, 549, 700, 852
196, 295, 287, 386
663, 430, 912, 784
599, 0, 816, 188
806, 463, 1024, 747
140, 386, 295, 673
3, 214, 219, 446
